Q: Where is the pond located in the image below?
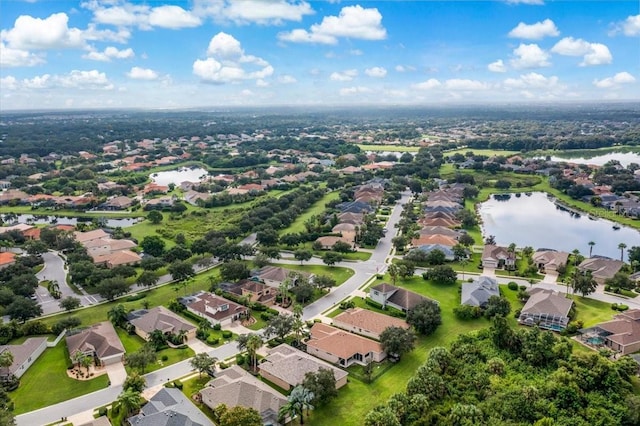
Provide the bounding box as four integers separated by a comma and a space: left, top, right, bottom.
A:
1, 214, 140, 228
478, 192, 640, 260
150, 167, 209, 186
541, 151, 640, 167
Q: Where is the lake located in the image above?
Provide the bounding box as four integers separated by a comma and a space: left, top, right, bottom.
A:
542, 151, 640, 167
150, 167, 210, 186
478, 192, 640, 260
1, 214, 140, 228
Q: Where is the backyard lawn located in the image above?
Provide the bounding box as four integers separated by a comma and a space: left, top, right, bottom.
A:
9, 343, 109, 414
116, 329, 194, 374
277, 263, 355, 285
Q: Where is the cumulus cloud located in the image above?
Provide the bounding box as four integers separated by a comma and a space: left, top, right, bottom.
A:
395, 65, 416, 73
488, 59, 507, 73
1, 13, 85, 50
0, 76, 18, 90
127, 66, 158, 80
551, 37, 612, 66
610, 14, 640, 37
278, 75, 297, 84
444, 79, 489, 91
593, 72, 636, 88
412, 79, 441, 90
193, 32, 273, 84
148, 5, 201, 29
508, 19, 559, 39
84, 46, 134, 61
6, 69, 113, 90
194, 0, 314, 25
504, 72, 560, 89
0, 42, 45, 67
84, 1, 200, 29
339, 86, 372, 96
365, 67, 386, 78
510, 43, 551, 69
278, 5, 386, 44
330, 69, 358, 81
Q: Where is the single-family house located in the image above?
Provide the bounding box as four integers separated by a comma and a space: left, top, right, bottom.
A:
412, 244, 456, 261
518, 288, 574, 331
411, 234, 458, 248
335, 201, 374, 214
259, 344, 348, 391
332, 308, 409, 340
92, 250, 142, 268
182, 292, 249, 326
0, 337, 47, 380
0, 252, 17, 269
66, 322, 125, 366
315, 235, 354, 250
222, 279, 276, 305
253, 266, 311, 288
127, 387, 212, 426
127, 306, 197, 342
578, 309, 640, 355
307, 323, 386, 367
461, 276, 500, 307
482, 245, 516, 270
101, 196, 133, 210
532, 250, 570, 272
578, 257, 625, 285
369, 283, 432, 313
200, 365, 287, 426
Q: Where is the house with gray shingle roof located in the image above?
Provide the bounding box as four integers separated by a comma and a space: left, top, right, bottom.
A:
65, 321, 125, 366
127, 306, 197, 342
369, 283, 433, 313
128, 387, 212, 426
0, 337, 47, 379
518, 288, 573, 331
461, 276, 499, 307
578, 256, 625, 285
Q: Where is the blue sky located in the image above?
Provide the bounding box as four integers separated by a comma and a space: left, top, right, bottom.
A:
1, 0, 638, 110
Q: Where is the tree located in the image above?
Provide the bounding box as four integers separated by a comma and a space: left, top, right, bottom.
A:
573, 270, 598, 296
125, 344, 157, 373
215, 404, 262, 426
280, 233, 302, 248
387, 263, 400, 285
407, 300, 442, 336
163, 245, 192, 262
137, 270, 159, 288
220, 260, 249, 282
190, 353, 217, 378
108, 304, 127, 327
95, 276, 130, 300
618, 242, 627, 262
423, 265, 457, 285
495, 179, 511, 190
332, 241, 353, 253
264, 314, 295, 341
123, 372, 146, 393
294, 249, 313, 265
168, 260, 195, 282
485, 235, 497, 245
24, 239, 47, 255
147, 210, 163, 224
483, 296, 511, 318
605, 271, 635, 291
259, 246, 281, 260
380, 326, 416, 360
452, 244, 467, 261
364, 406, 401, 426
588, 241, 596, 257
322, 251, 342, 266
313, 274, 336, 291
115, 388, 141, 417
458, 233, 475, 247
58, 296, 81, 313
455, 209, 477, 228
148, 329, 167, 350
140, 235, 166, 257
6, 298, 42, 323
290, 282, 315, 303
425, 249, 446, 266
256, 229, 279, 246
0, 351, 14, 377
279, 385, 314, 425
302, 368, 337, 406
140, 256, 166, 271
237, 333, 263, 372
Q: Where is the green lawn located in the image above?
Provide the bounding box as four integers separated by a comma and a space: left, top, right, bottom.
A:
442, 148, 520, 157
280, 191, 340, 235
9, 343, 109, 414
356, 144, 420, 152
116, 329, 194, 374
246, 310, 269, 331
276, 263, 355, 285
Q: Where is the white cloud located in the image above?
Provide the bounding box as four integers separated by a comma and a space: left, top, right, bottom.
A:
58, 70, 112, 89
0, 76, 18, 90
256, 79, 269, 87
278, 5, 386, 44
551, 37, 612, 66
22, 74, 51, 89
365, 67, 386, 78
610, 14, 640, 37
504, 72, 560, 89
1, 13, 85, 50
278, 75, 297, 84
330, 69, 358, 81
593, 72, 636, 88
127, 66, 158, 80
84, 46, 134, 61
193, 32, 273, 84
488, 59, 507, 73
0, 42, 45, 67
508, 19, 559, 40
510, 43, 551, 69
350, 49, 363, 56
395, 65, 416, 73
444, 79, 489, 91
207, 0, 314, 25
339, 86, 372, 96
412, 79, 441, 90
148, 5, 201, 29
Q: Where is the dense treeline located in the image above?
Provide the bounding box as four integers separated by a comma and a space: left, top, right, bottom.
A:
366, 318, 640, 426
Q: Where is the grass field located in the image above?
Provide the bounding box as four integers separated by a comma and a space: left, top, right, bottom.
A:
442, 148, 520, 157
356, 144, 420, 152
280, 191, 340, 235
9, 343, 109, 414
277, 263, 355, 285
116, 328, 194, 374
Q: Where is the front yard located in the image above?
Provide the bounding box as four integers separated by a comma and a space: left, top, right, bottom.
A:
116, 329, 194, 374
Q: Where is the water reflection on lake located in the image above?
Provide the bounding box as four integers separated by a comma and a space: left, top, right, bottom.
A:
478, 192, 640, 260
1, 214, 140, 228
151, 167, 209, 186
543, 151, 640, 167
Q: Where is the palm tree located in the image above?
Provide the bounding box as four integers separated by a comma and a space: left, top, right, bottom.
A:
279, 385, 314, 425
115, 388, 142, 417
588, 241, 595, 257
278, 281, 289, 307
619, 243, 627, 262
107, 304, 127, 328
237, 333, 263, 372
387, 263, 399, 285
0, 351, 14, 377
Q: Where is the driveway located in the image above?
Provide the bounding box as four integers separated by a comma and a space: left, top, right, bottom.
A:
542, 271, 559, 283
105, 362, 127, 387
482, 267, 496, 277
186, 338, 210, 354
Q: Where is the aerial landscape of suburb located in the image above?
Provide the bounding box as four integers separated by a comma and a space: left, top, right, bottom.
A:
1, 1, 640, 426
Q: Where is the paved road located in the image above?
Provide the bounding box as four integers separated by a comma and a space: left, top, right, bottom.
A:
16, 341, 240, 426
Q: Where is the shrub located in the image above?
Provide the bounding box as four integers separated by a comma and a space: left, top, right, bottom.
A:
172, 380, 183, 390
98, 407, 108, 417
213, 323, 221, 331
21, 321, 50, 336
519, 285, 527, 291
252, 303, 267, 312
125, 293, 145, 302
206, 337, 220, 345
611, 303, 619, 310
52, 317, 81, 335
260, 312, 273, 321
514, 309, 521, 318
618, 304, 629, 311
365, 298, 384, 310
339, 300, 355, 310
222, 330, 232, 338
161, 355, 169, 361
236, 354, 245, 365
218, 362, 229, 369
604, 285, 611, 292
507, 282, 518, 291
454, 304, 483, 320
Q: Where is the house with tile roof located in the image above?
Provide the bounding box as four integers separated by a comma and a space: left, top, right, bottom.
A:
369, 283, 432, 313
578, 257, 625, 285
332, 308, 409, 340
182, 291, 249, 326
532, 250, 570, 273
127, 306, 197, 342
65, 321, 125, 366
259, 344, 348, 391
0, 337, 47, 379
482, 245, 516, 270
307, 323, 386, 367
461, 276, 500, 307
0, 252, 16, 269
518, 288, 574, 331
222, 279, 276, 305
200, 365, 287, 426
578, 309, 640, 355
